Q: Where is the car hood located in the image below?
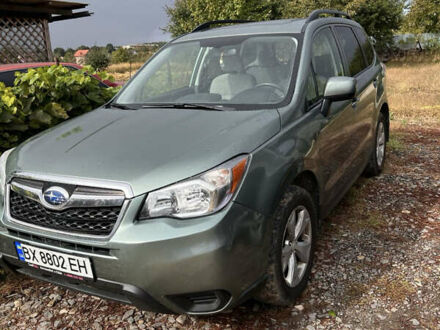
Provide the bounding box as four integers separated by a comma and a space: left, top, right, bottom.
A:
9, 107, 280, 196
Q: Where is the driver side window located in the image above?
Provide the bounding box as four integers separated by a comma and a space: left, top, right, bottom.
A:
312, 28, 344, 97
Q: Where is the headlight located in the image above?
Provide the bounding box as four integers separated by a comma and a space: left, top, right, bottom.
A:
139, 155, 249, 219
0, 148, 14, 197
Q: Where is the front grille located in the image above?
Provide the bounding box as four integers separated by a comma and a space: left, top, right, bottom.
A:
9, 191, 122, 236
7, 229, 111, 255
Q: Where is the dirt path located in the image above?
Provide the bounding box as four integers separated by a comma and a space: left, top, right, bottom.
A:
1, 123, 439, 330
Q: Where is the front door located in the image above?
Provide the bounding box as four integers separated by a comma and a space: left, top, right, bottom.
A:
307, 27, 360, 209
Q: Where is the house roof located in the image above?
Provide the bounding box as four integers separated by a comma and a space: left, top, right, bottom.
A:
74, 49, 89, 57
0, 0, 92, 22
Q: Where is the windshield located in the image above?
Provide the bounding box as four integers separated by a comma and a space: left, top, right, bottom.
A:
115, 35, 298, 109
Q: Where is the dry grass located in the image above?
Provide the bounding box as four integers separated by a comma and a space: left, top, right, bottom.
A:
107, 62, 144, 82
108, 62, 144, 73
387, 61, 440, 125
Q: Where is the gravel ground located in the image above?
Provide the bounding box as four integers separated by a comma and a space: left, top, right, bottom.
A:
1, 123, 439, 329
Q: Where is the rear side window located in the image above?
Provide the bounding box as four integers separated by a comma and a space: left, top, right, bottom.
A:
335, 26, 367, 76
311, 28, 345, 96
0, 70, 18, 87
354, 28, 375, 65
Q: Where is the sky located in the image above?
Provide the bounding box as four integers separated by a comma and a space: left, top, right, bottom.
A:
50, 0, 174, 49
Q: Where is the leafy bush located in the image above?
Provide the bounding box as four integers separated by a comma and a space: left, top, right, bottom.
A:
86, 48, 110, 71
0, 65, 119, 152
111, 48, 133, 64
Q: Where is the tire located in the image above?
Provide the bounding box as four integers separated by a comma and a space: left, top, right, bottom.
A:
364, 113, 387, 177
254, 186, 318, 306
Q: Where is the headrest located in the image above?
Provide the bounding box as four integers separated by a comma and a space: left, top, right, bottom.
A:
256, 46, 278, 67
220, 49, 244, 73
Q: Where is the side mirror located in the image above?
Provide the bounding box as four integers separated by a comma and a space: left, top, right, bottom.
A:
321, 77, 357, 116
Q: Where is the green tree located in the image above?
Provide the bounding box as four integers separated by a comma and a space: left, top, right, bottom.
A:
111, 48, 133, 63
164, 0, 284, 37
282, 0, 345, 17
76, 45, 90, 50
404, 0, 440, 34
53, 47, 65, 58
106, 43, 115, 53
283, 0, 403, 51
165, 0, 404, 52
85, 48, 110, 71
346, 0, 404, 52
63, 49, 75, 63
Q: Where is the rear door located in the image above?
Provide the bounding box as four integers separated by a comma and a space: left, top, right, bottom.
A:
333, 25, 380, 173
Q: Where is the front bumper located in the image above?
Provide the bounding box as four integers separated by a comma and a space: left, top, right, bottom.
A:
0, 199, 270, 314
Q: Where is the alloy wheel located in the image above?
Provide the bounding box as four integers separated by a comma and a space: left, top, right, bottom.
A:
281, 206, 312, 288
376, 122, 386, 167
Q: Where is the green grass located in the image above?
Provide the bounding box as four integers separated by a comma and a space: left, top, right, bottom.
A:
388, 134, 405, 151
358, 212, 387, 230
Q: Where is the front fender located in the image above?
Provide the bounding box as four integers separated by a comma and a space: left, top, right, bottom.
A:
235, 107, 324, 217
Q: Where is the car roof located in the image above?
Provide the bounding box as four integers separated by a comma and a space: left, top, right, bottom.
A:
0, 62, 82, 72
175, 19, 305, 43
173, 17, 360, 43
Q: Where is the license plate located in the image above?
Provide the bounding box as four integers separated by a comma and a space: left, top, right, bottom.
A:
15, 242, 94, 280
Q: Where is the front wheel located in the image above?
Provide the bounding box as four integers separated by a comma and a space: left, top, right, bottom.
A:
364, 113, 387, 177
254, 186, 318, 305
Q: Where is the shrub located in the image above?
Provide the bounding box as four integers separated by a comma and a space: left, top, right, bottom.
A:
63, 50, 75, 63
86, 48, 110, 71
111, 48, 133, 64
0, 65, 119, 152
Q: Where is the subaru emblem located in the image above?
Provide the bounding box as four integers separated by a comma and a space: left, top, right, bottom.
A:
43, 187, 70, 207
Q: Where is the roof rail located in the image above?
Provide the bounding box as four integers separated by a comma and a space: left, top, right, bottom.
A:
306, 9, 352, 23
191, 20, 254, 33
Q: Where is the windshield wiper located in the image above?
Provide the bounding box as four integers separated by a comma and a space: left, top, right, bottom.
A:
140, 103, 229, 111
106, 102, 137, 110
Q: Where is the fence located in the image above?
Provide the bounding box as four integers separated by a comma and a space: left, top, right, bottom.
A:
0, 15, 53, 64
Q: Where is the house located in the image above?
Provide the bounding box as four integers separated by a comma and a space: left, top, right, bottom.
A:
74, 49, 89, 65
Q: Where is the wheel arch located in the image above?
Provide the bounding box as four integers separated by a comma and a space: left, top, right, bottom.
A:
380, 102, 390, 141
290, 170, 320, 219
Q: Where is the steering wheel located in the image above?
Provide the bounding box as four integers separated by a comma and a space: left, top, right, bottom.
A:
255, 83, 286, 98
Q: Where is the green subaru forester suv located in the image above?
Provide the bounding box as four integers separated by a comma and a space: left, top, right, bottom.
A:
0, 10, 389, 314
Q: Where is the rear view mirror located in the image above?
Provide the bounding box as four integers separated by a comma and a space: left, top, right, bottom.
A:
321, 77, 357, 116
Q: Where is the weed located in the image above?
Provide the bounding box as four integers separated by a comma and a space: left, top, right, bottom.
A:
388, 134, 405, 151
376, 277, 416, 302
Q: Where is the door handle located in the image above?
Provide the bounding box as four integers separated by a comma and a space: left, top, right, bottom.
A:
352, 97, 360, 109
373, 78, 378, 88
